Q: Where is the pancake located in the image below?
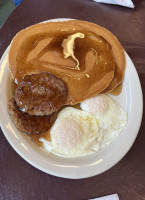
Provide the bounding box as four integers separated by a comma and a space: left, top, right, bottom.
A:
68, 20, 125, 93
8, 20, 124, 104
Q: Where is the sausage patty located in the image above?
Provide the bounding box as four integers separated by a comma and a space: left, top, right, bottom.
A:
8, 98, 57, 135
15, 72, 67, 116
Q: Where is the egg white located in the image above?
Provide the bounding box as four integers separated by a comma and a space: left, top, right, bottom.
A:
81, 95, 128, 147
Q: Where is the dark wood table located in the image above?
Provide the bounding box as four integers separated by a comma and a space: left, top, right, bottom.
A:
0, 0, 145, 199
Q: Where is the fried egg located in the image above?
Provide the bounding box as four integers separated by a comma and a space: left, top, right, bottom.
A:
40, 107, 100, 157
40, 95, 128, 157
80, 95, 128, 147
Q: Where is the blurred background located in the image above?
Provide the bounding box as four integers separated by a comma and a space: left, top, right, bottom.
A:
0, 0, 22, 27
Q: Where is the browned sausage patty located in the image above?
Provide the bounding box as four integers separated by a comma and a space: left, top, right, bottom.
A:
15, 72, 67, 116
8, 98, 57, 135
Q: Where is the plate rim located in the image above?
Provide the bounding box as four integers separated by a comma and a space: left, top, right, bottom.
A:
0, 18, 143, 179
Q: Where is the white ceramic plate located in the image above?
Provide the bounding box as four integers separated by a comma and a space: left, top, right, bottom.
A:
0, 18, 143, 179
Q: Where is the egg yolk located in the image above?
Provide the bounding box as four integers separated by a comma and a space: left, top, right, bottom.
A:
54, 118, 82, 146
81, 95, 108, 114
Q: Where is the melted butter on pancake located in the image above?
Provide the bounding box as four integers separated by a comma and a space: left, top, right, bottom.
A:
62, 32, 85, 70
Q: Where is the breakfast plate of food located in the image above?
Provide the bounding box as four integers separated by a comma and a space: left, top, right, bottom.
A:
0, 18, 143, 179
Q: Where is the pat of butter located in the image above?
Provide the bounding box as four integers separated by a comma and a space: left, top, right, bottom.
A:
62, 33, 85, 70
